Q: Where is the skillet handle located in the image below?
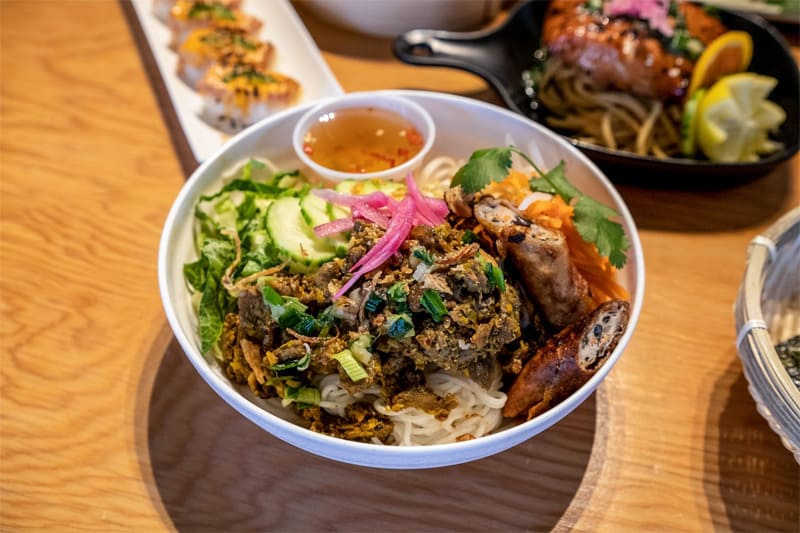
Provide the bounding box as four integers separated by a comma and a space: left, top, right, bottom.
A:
392, 26, 528, 115
392, 29, 494, 76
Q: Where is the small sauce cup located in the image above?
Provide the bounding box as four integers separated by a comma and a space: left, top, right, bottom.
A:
292, 92, 436, 182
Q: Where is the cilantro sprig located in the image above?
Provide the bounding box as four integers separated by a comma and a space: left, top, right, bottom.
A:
451, 146, 630, 268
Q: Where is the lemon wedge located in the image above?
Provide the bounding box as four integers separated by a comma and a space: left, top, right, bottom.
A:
696, 73, 785, 162
687, 31, 753, 96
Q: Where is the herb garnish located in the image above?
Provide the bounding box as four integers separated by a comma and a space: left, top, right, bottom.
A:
187, 2, 236, 21
199, 30, 258, 51
451, 146, 630, 268
412, 247, 435, 266
222, 65, 276, 84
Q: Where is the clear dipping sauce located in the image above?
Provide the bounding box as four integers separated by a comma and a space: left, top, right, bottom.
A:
302, 107, 425, 174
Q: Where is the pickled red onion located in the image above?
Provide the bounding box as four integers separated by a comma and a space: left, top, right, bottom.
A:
313, 217, 354, 237
316, 175, 449, 300
604, 0, 673, 37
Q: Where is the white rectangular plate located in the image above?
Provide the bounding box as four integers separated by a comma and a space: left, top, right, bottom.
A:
130, 0, 344, 163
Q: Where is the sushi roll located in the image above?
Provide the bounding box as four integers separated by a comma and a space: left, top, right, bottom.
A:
197, 63, 301, 133
177, 27, 274, 89
168, 0, 258, 50
152, 0, 177, 23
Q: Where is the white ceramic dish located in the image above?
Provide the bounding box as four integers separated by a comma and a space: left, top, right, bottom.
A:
158, 90, 645, 469
130, 0, 343, 163
297, 0, 502, 38
292, 92, 436, 182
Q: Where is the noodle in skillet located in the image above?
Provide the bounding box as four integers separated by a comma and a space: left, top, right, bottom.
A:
536, 57, 683, 158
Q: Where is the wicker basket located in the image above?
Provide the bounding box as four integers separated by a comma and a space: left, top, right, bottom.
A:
735, 206, 800, 463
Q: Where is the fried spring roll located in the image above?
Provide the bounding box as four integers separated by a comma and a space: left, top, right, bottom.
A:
473, 196, 589, 327
503, 299, 630, 419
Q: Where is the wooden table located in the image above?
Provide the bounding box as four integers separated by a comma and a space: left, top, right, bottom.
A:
1, 1, 798, 531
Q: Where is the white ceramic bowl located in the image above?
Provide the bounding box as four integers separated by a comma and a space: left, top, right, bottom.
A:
159, 90, 645, 469
297, 0, 502, 38
292, 92, 435, 182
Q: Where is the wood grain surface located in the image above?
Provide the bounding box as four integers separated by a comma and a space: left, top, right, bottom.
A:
1, 1, 798, 531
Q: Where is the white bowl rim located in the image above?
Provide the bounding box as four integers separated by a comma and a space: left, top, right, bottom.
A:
290, 91, 436, 182
158, 89, 645, 469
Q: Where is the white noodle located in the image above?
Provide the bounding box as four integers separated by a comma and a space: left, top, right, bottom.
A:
417, 156, 462, 195
319, 371, 507, 446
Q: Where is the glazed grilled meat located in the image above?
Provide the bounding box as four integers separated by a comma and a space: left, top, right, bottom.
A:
542, 0, 726, 100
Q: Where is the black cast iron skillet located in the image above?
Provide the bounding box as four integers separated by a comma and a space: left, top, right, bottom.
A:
393, 1, 800, 184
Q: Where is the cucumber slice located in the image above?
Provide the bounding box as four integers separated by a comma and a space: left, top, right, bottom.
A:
266, 197, 339, 272
300, 192, 334, 228
333, 179, 377, 196
375, 180, 406, 199
328, 202, 350, 221
333, 179, 406, 197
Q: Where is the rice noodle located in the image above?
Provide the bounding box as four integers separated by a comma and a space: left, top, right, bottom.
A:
318, 371, 507, 446
417, 156, 462, 196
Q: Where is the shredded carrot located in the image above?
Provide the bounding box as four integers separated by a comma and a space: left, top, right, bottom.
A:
483, 170, 530, 205
486, 171, 629, 306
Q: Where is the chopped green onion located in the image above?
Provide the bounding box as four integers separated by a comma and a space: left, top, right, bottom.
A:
283, 297, 308, 314
271, 351, 311, 372
350, 335, 373, 364
477, 256, 506, 293
283, 385, 320, 407
276, 306, 304, 330
488, 262, 506, 292
315, 307, 336, 337
462, 229, 476, 243
293, 315, 320, 336
412, 247, 435, 265
264, 291, 321, 335
387, 282, 408, 304
420, 289, 447, 323
386, 313, 415, 339
387, 282, 409, 312
261, 285, 284, 306
364, 293, 384, 313
332, 349, 368, 382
